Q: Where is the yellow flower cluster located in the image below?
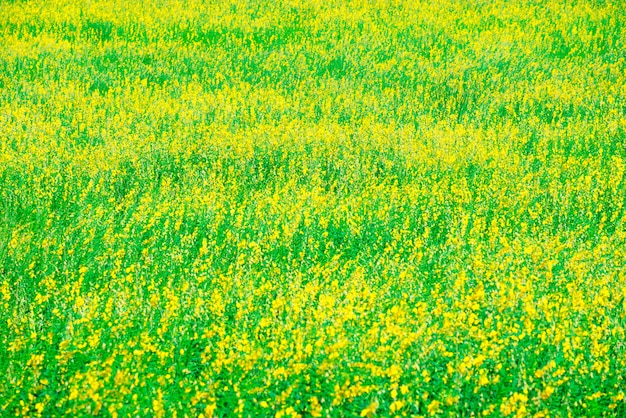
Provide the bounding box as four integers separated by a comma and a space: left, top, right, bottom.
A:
1, 0, 625, 416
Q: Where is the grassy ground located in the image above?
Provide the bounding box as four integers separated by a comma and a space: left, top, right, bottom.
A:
1, 0, 625, 416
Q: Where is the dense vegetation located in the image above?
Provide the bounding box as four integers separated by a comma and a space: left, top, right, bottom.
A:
1, 0, 625, 416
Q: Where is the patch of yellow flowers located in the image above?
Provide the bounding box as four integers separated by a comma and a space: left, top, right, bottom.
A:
1, 0, 625, 416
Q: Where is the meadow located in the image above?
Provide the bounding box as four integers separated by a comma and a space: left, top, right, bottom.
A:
1, 0, 625, 416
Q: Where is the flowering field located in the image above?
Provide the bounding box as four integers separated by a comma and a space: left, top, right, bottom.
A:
1, 0, 625, 416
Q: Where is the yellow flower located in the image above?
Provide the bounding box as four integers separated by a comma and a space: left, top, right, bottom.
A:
427, 400, 442, 415
360, 400, 378, 417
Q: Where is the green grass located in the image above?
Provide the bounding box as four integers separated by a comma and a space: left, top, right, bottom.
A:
1, 0, 626, 416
